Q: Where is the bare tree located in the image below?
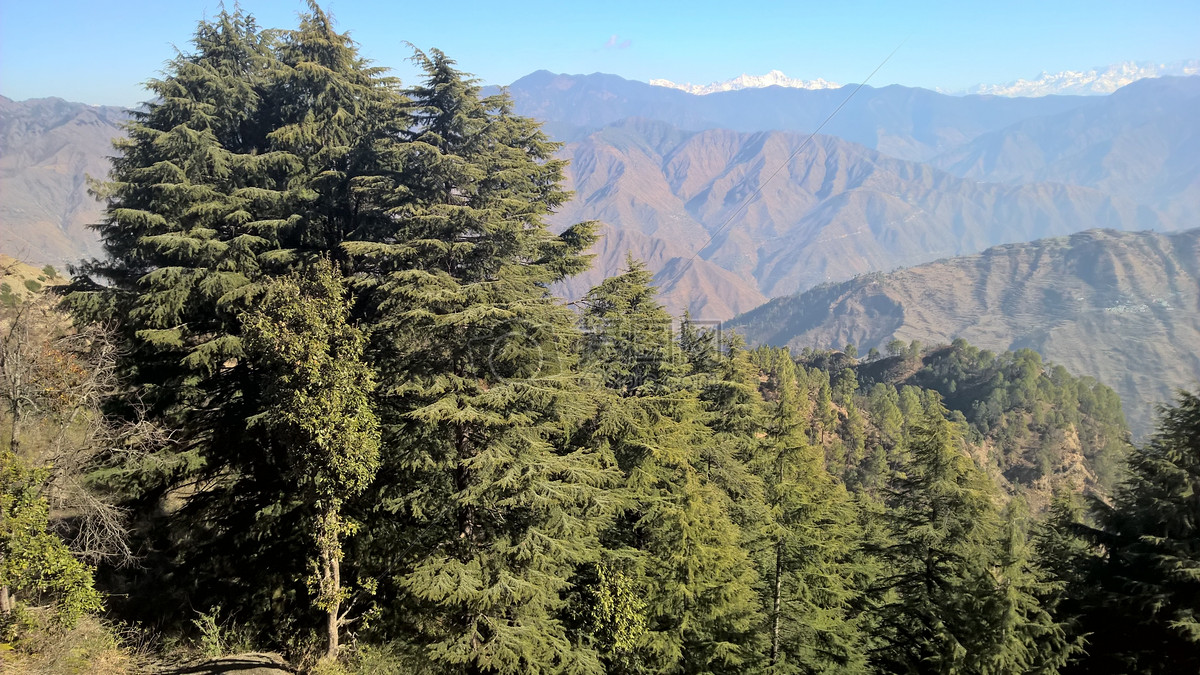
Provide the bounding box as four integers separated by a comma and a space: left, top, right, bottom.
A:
1, 289, 160, 566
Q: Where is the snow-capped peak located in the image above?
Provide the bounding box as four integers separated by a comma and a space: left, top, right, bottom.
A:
650, 70, 841, 95
958, 60, 1200, 97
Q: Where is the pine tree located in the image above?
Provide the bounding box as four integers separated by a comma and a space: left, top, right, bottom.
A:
579, 263, 760, 673
685, 329, 768, 532
752, 351, 865, 674
865, 406, 1067, 673
67, 2, 412, 634
988, 500, 1078, 674
1057, 391, 1200, 673
354, 50, 614, 673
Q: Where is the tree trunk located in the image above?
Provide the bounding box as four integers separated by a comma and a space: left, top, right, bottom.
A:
771, 539, 782, 667
318, 507, 341, 661
0, 583, 11, 616
326, 549, 340, 659
7, 400, 19, 454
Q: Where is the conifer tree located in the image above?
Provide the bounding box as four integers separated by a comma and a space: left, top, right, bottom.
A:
865, 407, 1067, 673
753, 351, 865, 674
579, 262, 760, 673
1055, 391, 1200, 673
685, 329, 768, 531
353, 49, 613, 673
69, 2, 410, 632
988, 500, 1077, 674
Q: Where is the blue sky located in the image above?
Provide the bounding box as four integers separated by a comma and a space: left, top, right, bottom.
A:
1, 0, 1197, 106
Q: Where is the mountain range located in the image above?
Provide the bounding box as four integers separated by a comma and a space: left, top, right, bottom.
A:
727, 227, 1200, 437
549, 118, 1177, 319
932, 75, 1200, 223
650, 70, 841, 95
646, 60, 1200, 99
500, 70, 1096, 162
3, 70, 1200, 436
0, 95, 126, 265
960, 59, 1200, 97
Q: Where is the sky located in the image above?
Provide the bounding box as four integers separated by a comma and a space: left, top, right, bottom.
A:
1, 0, 1197, 106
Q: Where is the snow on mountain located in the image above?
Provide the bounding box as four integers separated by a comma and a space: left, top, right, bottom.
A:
649, 70, 840, 95
961, 60, 1200, 97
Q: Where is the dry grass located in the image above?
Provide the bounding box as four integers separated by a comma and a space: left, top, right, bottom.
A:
1, 616, 139, 675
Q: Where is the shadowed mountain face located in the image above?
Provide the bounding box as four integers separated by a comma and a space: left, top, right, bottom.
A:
500, 71, 1099, 162
549, 118, 1179, 320
727, 228, 1200, 437
933, 76, 1200, 223
0, 96, 127, 265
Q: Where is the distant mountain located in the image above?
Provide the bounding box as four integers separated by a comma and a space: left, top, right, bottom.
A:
650, 70, 840, 95
933, 76, 1200, 223
550, 118, 1178, 320
500, 71, 1095, 162
0, 96, 125, 265
961, 60, 1200, 97
726, 228, 1200, 437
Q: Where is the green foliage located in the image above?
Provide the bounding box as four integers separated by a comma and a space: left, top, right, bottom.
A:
752, 350, 867, 673
348, 47, 612, 674
1046, 391, 1200, 674
21, 280, 41, 294
242, 258, 380, 656
188, 605, 254, 659
589, 562, 648, 654
862, 408, 1070, 673
1, 452, 102, 638
579, 264, 760, 673
854, 339, 1131, 495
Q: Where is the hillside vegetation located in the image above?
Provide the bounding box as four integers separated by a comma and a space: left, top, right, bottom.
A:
3, 7, 1198, 675
730, 227, 1200, 436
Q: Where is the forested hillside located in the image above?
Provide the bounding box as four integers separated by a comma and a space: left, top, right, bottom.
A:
2, 6, 1198, 675
730, 228, 1200, 436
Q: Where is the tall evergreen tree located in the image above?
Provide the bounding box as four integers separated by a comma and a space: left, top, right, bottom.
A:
352, 49, 614, 674
1053, 391, 1200, 674
578, 262, 760, 674
865, 407, 1067, 673
69, 1, 410, 636
753, 351, 865, 674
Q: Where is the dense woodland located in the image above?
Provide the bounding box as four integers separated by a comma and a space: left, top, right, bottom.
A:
2, 5, 1198, 674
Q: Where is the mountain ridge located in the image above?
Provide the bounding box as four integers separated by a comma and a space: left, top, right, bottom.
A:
726, 227, 1200, 436
551, 117, 1180, 319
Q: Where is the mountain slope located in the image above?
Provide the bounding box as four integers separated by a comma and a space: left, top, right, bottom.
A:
933, 76, 1200, 222
727, 227, 1200, 436
0, 96, 126, 264
551, 119, 1179, 319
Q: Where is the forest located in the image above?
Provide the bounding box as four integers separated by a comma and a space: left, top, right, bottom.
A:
2, 4, 1198, 674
